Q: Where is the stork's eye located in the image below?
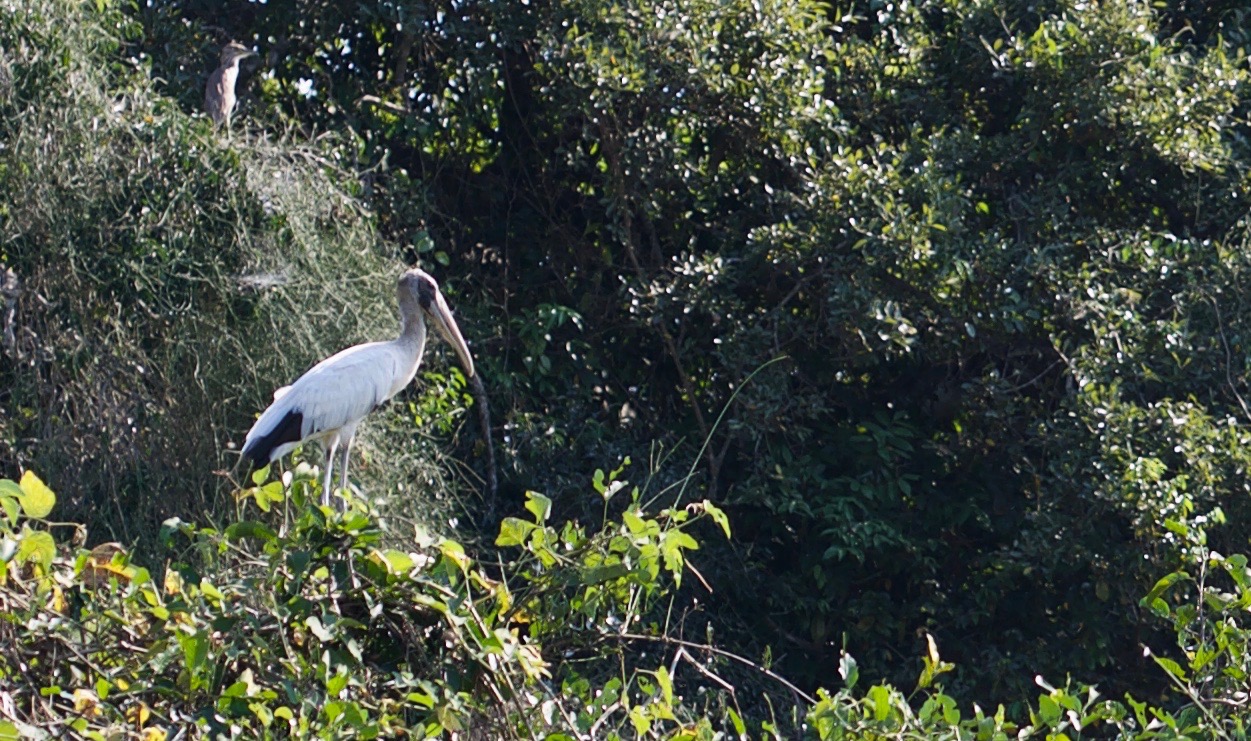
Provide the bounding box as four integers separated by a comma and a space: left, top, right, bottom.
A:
416, 278, 437, 308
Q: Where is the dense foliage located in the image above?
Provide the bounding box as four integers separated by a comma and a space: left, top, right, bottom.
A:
7, 0, 1251, 734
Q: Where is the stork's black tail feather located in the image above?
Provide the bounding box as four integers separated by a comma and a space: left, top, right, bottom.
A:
241, 409, 304, 470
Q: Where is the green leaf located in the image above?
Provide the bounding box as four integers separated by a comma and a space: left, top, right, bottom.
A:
0, 479, 22, 508
524, 491, 552, 524
1150, 653, 1188, 682
839, 652, 859, 689
660, 530, 698, 579
701, 500, 731, 539
917, 633, 954, 690
867, 685, 892, 721
0, 721, 18, 741
379, 549, 415, 573
326, 671, 349, 696
495, 517, 535, 547
18, 471, 56, 519
655, 666, 674, 706
253, 480, 285, 513
629, 705, 651, 735
623, 510, 648, 536
16, 530, 55, 570
177, 631, 209, 689
1141, 571, 1189, 605
225, 521, 278, 543
0, 495, 18, 528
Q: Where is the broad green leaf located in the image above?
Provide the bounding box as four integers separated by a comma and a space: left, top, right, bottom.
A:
623, 510, 648, 536
16, 530, 55, 570
1151, 654, 1188, 682
0, 495, 18, 528
18, 471, 55, 519
1141, 571, 1189, 604
524, 491, 552, 524
325, 671, 348, 696
495, 517, 535, 547
177, 631, 209, 689
839, 652, 859, 689
253, 480, 285, 513
225, 521, 277, 543
0, 479, 22, 518
867, 685, 892, 721
655, 666, 674, 705
378, 549, 415, 573
629, 706, 651, 735
701, 500, 731, 539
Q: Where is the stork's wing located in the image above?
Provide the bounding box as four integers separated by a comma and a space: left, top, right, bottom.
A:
242, 341, 413, 466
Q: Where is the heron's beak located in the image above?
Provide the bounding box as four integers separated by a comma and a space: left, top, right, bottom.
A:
426, 290, 475, 378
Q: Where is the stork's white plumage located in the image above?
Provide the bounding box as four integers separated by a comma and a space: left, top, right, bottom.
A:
242, 268, 475, 507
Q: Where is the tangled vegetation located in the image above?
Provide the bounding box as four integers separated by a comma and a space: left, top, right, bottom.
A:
7, 0, 1251, 735
2, 470, 1251, 738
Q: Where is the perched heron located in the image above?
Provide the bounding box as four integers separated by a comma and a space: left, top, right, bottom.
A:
205, 42, 257, 128
241, 268, 476, 508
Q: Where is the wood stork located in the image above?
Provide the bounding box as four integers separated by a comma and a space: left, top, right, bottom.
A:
242, 268, 475, 507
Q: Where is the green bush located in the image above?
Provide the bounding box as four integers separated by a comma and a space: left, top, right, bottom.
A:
0, 0, 474, 546
9, 0, 1251, 718
2, 467, 1250, 738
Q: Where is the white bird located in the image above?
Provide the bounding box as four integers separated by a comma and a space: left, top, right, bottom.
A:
242, 268, 475, 507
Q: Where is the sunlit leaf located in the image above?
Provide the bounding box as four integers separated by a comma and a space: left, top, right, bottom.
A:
18, 471, 55, 519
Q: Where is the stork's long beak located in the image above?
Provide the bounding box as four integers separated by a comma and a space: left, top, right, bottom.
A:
426, 290, 475, 378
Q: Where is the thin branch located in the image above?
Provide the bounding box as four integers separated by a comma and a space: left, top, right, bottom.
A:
609, 631, 817, 706
1207, 294, 1251, 423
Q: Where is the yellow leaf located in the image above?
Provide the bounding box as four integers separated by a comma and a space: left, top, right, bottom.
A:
81, 542, 130, 589
141, 728, 167, 741
163, 568, 185, 595
73, 688, 101, 718
126, 702, 151, 727
18, 471, 56, 519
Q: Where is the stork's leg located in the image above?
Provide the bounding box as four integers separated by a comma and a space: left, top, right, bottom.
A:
321, 437, 340, 508
337, 435, 353, 512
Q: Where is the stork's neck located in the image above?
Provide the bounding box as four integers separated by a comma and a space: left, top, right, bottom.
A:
398, 309, 428, 355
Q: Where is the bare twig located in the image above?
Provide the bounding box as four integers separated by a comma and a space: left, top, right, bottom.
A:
609, 631, 817, 706
1207, 294, 1251, 423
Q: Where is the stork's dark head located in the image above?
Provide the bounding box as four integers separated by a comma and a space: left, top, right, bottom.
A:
398, 268, 475, 377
